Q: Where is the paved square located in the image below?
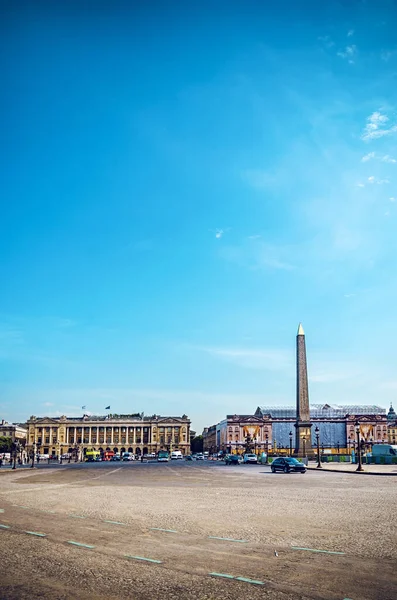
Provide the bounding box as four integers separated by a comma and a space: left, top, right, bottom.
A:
0, 461, 396, 599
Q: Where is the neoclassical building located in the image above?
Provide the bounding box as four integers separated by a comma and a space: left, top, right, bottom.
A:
203, 404, 389, 455
0, 420, 27, 443
26, 412, 191, 458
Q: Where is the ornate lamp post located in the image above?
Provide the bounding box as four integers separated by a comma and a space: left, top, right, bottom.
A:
265, 434, 269, 463
315, 426, 322, 469
302, 435, 306, 459
355, 420, 364, 472
289, 431, 293, 457
337, 441, 340, 455
30, 442, 36, 468
253, 436, 257, 455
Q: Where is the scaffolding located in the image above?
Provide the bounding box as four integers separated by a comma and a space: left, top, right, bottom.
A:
258, 404, 386, 419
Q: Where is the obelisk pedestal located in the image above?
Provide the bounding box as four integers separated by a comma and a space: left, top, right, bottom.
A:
294, 323, 313, 457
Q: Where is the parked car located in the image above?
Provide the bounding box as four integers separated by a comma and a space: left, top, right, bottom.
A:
243, 453, 258, 464
122, 453, 134, 461
171, 451, 183, 460
111, 454, 121, 461
271, 457, 306, 473
224, 454, 242, 465
185, 455, 193, 461
195, 453, 204, 460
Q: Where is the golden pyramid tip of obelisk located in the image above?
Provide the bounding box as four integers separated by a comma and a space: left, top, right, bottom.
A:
297, 323, 305, 336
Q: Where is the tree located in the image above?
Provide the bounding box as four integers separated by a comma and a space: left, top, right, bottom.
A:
0, 436, 12, 453
190, 435, 203, 453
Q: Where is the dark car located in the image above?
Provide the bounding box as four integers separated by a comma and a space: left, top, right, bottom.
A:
271, 457, 306, 473
224, 454, 241, 465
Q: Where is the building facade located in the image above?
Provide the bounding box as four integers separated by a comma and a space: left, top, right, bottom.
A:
255, 404, 388, 452
387, 404, 397, 445
0, 420, 27, 443
26, 413, 191, 458
203, 414, 273, 455
202, 424, 216, 452
203, 404, 389, 455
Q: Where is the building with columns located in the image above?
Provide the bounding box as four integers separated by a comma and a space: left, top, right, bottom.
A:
203, 414, 272, 455
203, 405, 388, 455
26, 413, 191, 458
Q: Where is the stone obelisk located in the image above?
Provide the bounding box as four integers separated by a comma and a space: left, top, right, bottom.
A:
294, 323, 312, 456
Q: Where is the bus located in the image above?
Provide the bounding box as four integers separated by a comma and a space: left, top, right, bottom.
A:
157, 450, 169, 462
85, 450, 101, 462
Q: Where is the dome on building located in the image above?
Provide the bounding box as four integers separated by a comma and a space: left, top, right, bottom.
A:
387, 403, 396, 423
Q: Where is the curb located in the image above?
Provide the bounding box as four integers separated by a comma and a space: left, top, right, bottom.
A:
307, 466, 397, 476
0, 467, 36, 474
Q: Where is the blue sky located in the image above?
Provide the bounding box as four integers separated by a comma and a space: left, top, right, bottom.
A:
1, 0, 397, 432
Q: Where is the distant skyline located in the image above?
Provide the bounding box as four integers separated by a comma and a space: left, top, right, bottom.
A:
1, 1, 397, 433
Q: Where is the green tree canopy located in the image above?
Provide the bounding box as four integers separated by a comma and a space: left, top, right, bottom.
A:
0, 436, 12, 453
190, 435, 203, 453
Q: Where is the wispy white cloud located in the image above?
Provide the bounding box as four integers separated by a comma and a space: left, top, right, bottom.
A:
361, 111, 397, 141
347, 29, 354, 37
381, 155, 396, 163
356, 182, 365, 188
381, 50, 397, 62
337, 45, 357, 63
241, 169, 276, 189
368, 176, 390, 185
390, 197, 396, 202
247, 234, 261, 240
198, 345, 294, 371
310, 362, 362, 383
210, 228, 229, 239
362, 152, 396, 163
219, 240, 295, 271
344, 293, 355, 298
318, 35, 335, 49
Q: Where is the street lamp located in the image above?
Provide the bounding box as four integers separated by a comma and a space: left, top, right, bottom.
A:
289, 431, 293, 457
302, 435, 306, 459
30, 442, 36, 468
265, 434, 269, 463
337, 440, 340, 455
315, 426, 322, 469
355, 420, 364, 472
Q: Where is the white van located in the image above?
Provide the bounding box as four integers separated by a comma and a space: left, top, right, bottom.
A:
170, 450, 183, 460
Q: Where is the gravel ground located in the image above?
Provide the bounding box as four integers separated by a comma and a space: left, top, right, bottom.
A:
0, 461, 396, 599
